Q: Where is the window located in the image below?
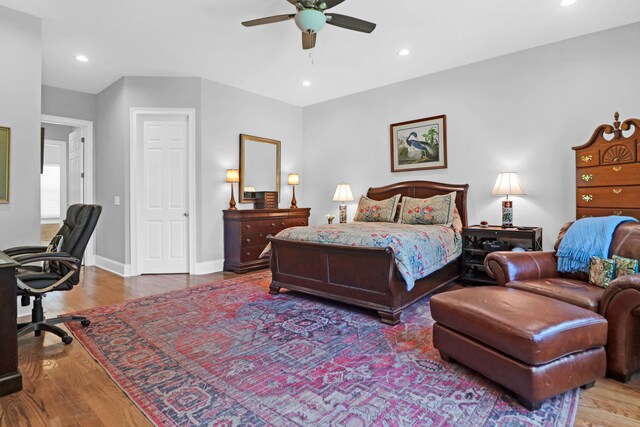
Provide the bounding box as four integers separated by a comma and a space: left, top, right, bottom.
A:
41, 164, 61, 220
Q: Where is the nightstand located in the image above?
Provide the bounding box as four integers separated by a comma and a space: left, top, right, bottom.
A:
462, 225, 543, 285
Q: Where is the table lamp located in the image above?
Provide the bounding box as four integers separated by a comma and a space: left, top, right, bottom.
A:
226, 169, 239, 210
332, 183, 354, 223
288, 173, 299, 209
491, 172, 525, 228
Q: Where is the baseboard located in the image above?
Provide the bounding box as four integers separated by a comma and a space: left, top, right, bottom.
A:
94, 255, 132, 277
193, 259, 224, 275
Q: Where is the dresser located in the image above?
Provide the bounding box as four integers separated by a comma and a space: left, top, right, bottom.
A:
573, 113, 640, 220
223, 208, 311, 273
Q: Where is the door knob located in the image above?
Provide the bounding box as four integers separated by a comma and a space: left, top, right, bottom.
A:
183, 212, 190, 217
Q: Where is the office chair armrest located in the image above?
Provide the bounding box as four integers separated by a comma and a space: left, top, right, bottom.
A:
13, 252, 79, 265
3, 246, 49, 256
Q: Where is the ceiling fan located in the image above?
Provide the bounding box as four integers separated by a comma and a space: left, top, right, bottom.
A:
242, 0, 376, 50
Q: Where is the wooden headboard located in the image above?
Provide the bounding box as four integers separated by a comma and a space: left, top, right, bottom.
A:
367, 180, 469, 227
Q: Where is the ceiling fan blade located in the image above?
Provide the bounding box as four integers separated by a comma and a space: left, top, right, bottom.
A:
302, 32, 317, 50
321, 0, 346, 10
242, 14, 295, 27
325, 13, 376, 33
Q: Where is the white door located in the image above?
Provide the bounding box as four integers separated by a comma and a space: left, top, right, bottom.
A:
68, 128, 84, 205
138, 117, 189, 274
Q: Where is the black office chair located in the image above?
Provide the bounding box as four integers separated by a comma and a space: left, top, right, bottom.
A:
5, 204, 102, 345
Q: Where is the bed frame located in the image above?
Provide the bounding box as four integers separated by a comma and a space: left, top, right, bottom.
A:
268, 180, 469, 324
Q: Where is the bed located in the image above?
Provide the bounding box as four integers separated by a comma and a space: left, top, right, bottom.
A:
267, 180, 469, 324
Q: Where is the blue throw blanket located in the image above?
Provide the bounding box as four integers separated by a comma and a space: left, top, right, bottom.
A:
557, 216, 638, 273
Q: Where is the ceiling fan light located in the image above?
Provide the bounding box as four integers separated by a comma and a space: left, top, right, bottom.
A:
294, 9, 327, 33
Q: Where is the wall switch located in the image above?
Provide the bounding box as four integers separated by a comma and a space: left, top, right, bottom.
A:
114, 196, 120, 206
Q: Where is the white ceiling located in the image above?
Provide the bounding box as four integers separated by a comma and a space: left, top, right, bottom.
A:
2, 0, 640, 106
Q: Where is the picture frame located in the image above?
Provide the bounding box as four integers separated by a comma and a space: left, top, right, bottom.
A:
0, 126, 10, 203
390, 114, 447, 172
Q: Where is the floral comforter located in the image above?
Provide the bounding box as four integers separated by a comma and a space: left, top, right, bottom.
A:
261, 222, 461, 291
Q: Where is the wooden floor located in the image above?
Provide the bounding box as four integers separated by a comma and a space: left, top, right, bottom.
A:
1, 267, 639, 426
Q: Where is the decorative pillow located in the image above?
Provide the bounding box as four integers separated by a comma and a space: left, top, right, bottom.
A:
393, 201, 403, 223
451, 206, 463, 233
399, 192, 457, 226
43, 234, 64, 273
353, 194, 401, 223
613, 255, 639, 277
589, 256, 615, 288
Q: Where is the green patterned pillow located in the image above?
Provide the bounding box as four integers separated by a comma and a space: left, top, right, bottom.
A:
589, 256, 615, 288
353, 194, 401, 223
613, 255, 639, 277
399, 192, 457, 226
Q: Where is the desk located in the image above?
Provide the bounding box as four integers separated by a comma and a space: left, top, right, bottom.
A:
0, 250, 21, 396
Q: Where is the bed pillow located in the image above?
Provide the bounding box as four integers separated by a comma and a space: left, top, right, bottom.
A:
353, 194, 401, 222
589, 256, 615, 288
451, 206, 463, 233
399, 192, 457, 226
613, 255, 639, 277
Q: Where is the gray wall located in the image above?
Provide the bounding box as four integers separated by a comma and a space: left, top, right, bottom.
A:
302, 23, 640, 250
200, 79, 303, 263
94, 76, 303, 267
95, 78, 127, 263
41, 123, 74, 142
42, 85, 96, 123
0, 7, 41, 248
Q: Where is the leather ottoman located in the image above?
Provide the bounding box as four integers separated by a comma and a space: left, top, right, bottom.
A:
430, 287, 607, 410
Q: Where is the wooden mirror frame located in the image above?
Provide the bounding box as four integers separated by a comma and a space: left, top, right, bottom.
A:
239, 134, 281, 203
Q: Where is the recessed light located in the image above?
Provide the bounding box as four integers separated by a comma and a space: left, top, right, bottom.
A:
560, 0, 577, 6
398, 49, 411, 56
76, 55, 89, 62
302, 80, 311, 87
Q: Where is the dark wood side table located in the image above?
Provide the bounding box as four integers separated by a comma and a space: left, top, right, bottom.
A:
223, 208, 311, 274
0, 250, 21, 396
462, 225, 543, 285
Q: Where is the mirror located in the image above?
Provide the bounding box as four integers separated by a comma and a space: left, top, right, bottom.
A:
239, 134, 281, 203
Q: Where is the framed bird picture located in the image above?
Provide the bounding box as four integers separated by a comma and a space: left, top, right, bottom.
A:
390, 115, 447, 172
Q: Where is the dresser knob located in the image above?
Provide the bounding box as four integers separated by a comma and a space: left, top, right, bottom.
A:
246, 252, 251, 256
582, 195, 593, 202
581, 174, 593, 182
614, 210, 623, 215
281, 222, 286, 226
271, 223, 276, 227
581, 155, 593, 163
245, 238, 251, 243
613, 189, 622, 195
246, 225, 251, 230
613, 166, 622, 172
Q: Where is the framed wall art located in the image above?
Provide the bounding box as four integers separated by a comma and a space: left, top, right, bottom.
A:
390, 114, 447, 172
0, 126, 9, 203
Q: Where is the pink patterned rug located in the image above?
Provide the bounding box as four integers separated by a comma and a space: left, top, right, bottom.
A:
67, 271, 578, 426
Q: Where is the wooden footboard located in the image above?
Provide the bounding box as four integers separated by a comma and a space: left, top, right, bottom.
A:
268, 236, 461, 324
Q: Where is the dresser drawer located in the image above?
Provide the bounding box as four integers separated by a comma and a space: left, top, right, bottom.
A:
242, 220, 284, 233
241, 232, 269, 248
283, 218, 309, 228
240, 246, 267, 262
577, 186, 640, 208
575, 149, 599, 168
577, 207, 640, 219
576, 163, 640, 187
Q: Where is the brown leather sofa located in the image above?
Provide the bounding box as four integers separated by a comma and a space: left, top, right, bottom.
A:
485, 221, 640, 382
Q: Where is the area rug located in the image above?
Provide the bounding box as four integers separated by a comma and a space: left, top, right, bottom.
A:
66, 271, 579, 426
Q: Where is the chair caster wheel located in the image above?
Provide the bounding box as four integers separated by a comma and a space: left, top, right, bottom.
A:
62, 336, 73, 345
81, 320, 91, 327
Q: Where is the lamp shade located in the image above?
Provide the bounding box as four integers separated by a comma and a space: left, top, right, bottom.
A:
491, 172, 525, 196
332, 183, 354, 202
225, 169, 239, 183
294, 9, 327, 33
288, 173, 300, 185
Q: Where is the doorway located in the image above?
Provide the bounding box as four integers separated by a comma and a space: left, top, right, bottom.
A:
130, 108, 196, 275
40, 115, 95, 265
